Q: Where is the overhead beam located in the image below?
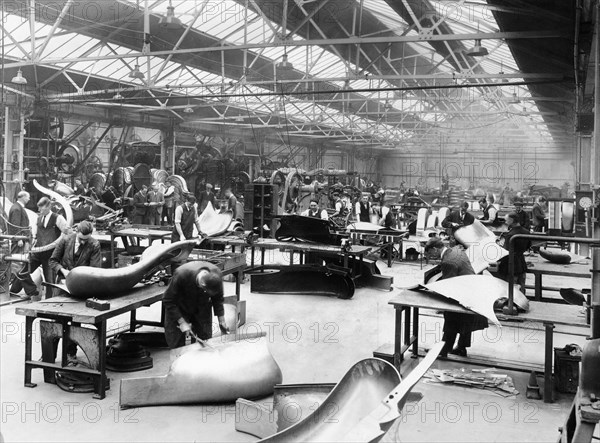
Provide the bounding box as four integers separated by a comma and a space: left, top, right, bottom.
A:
4, 30, 568, 68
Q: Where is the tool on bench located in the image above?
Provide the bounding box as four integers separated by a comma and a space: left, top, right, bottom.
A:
85, 298, 111, 311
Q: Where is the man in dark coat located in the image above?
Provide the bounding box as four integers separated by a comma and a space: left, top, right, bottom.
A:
49, 221, 102, 280
224, 188, 240, 220
197, 183, 216, 214
8, 191, 31, 254
145, 182, 165, 225
163, 261, 230, 348
48, 220, 102, 357
131, 185, 149, 224
442, 201, 475, 234
497, 212, 531, 294
424, 237, 489, 358
512, 198, 531, 230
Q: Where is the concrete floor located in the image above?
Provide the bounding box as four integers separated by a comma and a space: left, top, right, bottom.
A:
0, 247, 595, 442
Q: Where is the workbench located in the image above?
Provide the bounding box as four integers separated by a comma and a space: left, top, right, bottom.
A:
524, 255, 591, 301
15, 252, 247, 400
107, 226, 172, 267
347, 229, 408, 267
206, 236, 372, 272
388, 288, 589, 403
16, 284, 165, 399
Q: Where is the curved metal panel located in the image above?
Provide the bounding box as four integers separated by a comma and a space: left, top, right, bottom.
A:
275, 215, 340, 244
65, 239, 199, 298
197, 202, 233, 237
33, 179, 73, 226
454, 220, 508, 273
250, 265, 355, 299
119, 335, 282, 408
422, 274, 530, 325
259, 359, 400, 442
539, 248, 572, 264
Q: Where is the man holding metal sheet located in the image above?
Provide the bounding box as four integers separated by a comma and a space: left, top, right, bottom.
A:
424, 237, 488, 358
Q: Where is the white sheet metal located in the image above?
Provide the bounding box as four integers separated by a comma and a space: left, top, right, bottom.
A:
455, 219, 508, 273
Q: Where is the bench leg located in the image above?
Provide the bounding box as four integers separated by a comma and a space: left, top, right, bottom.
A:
24, 316, 37, 388
544, 323, 555, 403
393, 308, 403, 369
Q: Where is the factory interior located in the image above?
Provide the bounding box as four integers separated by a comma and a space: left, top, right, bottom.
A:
1, 0, 600, 442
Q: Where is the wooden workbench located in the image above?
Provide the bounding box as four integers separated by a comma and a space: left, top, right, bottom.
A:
524, 255, 591, 301
206, 236, 372, 270
15, 284, 166, 399
388, 288, 589, 403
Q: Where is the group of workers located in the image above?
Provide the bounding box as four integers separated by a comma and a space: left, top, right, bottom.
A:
424, 194, 548, 358
299, 193, 393, 228
6, 189, 227, 355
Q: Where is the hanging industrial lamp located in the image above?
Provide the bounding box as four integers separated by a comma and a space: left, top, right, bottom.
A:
113, 83, 124, 100
465, 39, 488, 57
129, 63, 145, 80
159, 1, 183, 29
508, 91, 520, 104
11, 68, 27, 85
276, 53, 293, 70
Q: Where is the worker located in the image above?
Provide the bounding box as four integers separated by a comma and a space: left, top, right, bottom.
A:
442, 201, 475, 235
300, 199, 328, 219
512, 197, 531, 230
8, 190, 32, 254
49, 220, 102, 280
478, 196, 499, 226
424, 237, 488, 358
145, 182, 165, 226
531, 196, 548, 233
163, 261, 230, 349
49, 220, 102, 359
355, 194, 375, 222
132, 185, 149, 224
172, 193, 203, 243
223, 188, 240, 220
378, 203, 395, 229
11, 197, 70, 300
162, 186, 176, 226
197, 183, 216, 214
496, 212, 531, 294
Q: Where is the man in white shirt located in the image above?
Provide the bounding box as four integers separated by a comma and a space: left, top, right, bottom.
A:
11, 197, 70, 299
300, 199, 328, 220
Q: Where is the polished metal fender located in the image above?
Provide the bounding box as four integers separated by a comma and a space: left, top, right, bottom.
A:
64, 239, 199, 298
259, 343, 444, 443
258, 359, 399, 442
33, 179, 73, 226
119, 334, 282, 408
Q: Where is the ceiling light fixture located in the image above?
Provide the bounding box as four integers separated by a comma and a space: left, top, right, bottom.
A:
129, 63, 145, 80
276, 53, 293, 70
465, 39, 488, 57
183, 97, 194, 113
159, 0, 183, 29
11, 69, 27, 85
508, 92, 520, 104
